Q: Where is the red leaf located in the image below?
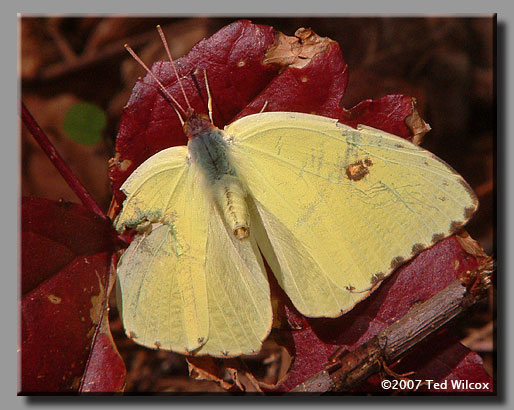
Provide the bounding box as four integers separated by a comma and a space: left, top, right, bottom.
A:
22, 232, 75, 295
80, 331, 127, 393
235, 28, 348, 120
20, 198, 125, 393
21, 197, 116, 294
21, 253, 106, 392
339, 95, 414, 139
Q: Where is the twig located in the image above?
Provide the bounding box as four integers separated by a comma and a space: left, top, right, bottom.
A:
47, 20, 78, 62
290, 258, 494, 393
20, 101, 107, 221
40, 35, 149, 80
38, 20, 203, 81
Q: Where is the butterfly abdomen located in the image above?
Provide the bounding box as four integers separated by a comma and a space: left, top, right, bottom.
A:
212, 175, 250, 239
188, 127, 250, 239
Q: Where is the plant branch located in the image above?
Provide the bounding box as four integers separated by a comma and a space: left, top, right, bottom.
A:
38, 20, 205, 81
21, 101, 107, 221
47, 20, 78, 62
290, 257, 494, 393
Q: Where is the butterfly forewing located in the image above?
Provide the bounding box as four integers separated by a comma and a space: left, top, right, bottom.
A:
226, 112, 477, 317
116, 148, 210, 352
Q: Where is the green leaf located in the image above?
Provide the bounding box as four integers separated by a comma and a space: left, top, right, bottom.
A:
63, 102, 106, 146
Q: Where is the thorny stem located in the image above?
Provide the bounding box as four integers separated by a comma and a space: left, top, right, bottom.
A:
20, 101, 107, 221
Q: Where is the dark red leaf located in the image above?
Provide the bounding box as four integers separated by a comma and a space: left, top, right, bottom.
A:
339, 95, 414, 139
80, 331, 127, 393
22, 232, 75, 295
234, 29, 348, 120
20, 198, 125, 393
21, 197, 116, 294
21, 253, 108, 392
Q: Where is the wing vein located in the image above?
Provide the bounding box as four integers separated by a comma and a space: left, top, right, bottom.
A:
239, 123, 466, 211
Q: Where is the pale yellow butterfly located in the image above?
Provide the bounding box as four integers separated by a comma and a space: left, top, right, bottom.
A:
114, 27, 477, 357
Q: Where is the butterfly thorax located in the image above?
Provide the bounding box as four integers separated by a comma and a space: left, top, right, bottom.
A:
187, 120, 250, 240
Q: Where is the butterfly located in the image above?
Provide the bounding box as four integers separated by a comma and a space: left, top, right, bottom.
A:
113, 26, 478, 357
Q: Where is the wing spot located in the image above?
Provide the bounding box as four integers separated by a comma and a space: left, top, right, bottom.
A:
345, 158, 373, 181
411, 243, 426, 255
154, 341, 162, 349
390, 256, 405, 270
464, 204, 478, 220
237, 60, 246, 67
449, 220, 464, 233
371, 272, 386, 286
431, 232, 446, 244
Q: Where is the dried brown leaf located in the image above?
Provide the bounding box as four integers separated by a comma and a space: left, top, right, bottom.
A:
405, 98, 432, 145
263, 28, 335, 69
187, 356, 234, 391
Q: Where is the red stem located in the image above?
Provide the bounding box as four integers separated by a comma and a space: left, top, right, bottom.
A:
21, 101, 107, 221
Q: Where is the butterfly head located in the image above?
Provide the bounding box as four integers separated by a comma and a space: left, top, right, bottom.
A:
183, 110, 214, 140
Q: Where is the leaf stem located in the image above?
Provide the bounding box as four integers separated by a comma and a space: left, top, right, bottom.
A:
20, 101, 107, 221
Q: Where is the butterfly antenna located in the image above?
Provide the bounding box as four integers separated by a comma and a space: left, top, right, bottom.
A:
124, 43, 186, 125
156, 25, 192, 112
203, 69, 214, 123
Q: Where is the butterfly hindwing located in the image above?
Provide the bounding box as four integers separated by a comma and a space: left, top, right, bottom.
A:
198, 201, 272, 356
